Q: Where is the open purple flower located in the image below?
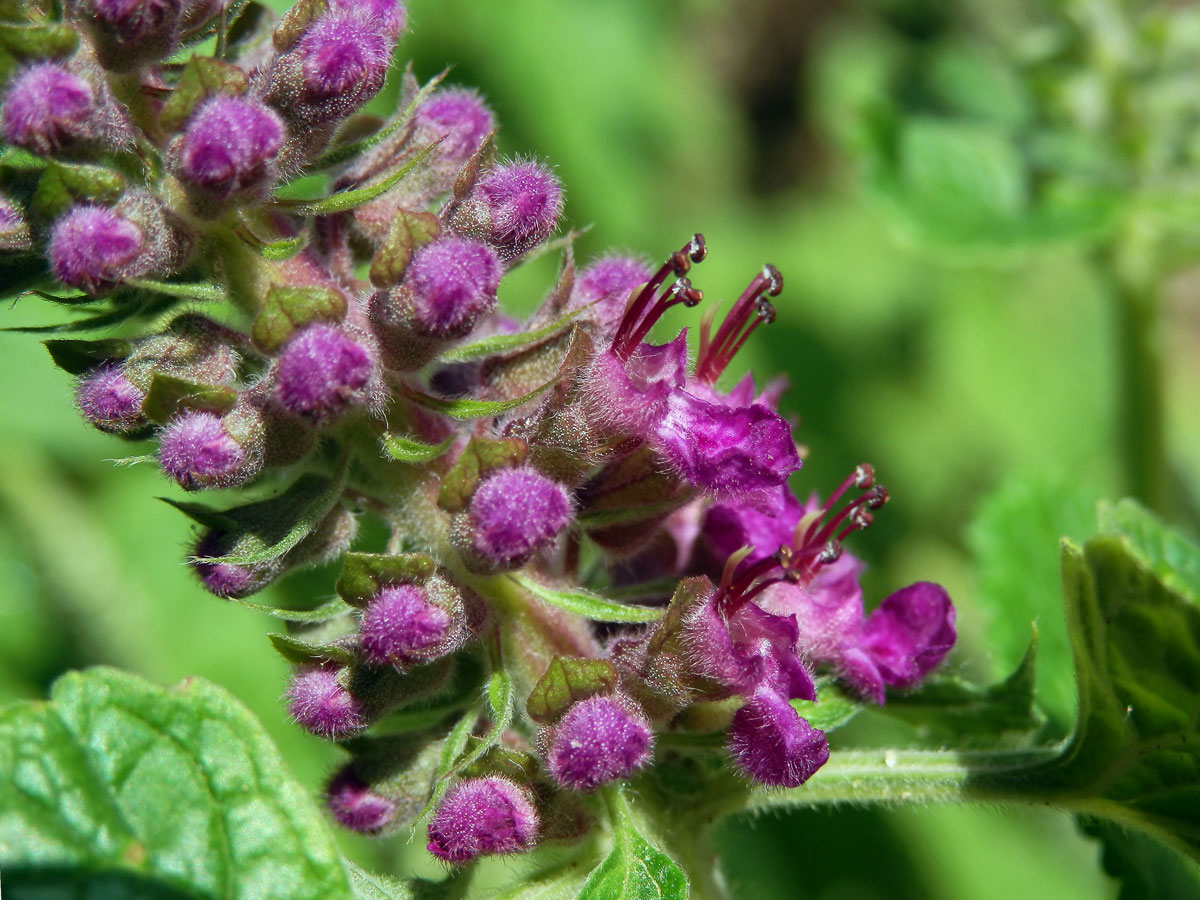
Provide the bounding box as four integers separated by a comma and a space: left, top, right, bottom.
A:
727, 685, 829, 788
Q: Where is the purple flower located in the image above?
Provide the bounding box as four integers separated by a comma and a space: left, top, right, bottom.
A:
570, 255, 654, 332
426, 777, 539, 862
90, 0, 180, 42
404, 236, 501, 337
684, 592, 816, 702
360, 583, 456, 669
75, 365, 147, 433
415, 88, 494, 167
546, 694, 654, 791
175, 96, 285, 198
326, 767, 398, 834
48, 205, 145, 295
158, 410, 248, 491
272, 323, 374, 424
466, 160, 562, 259
848, 582, 957, 702
701, 485, 804, 572
192, 558, 261, 598
298, 13, 391, 102
286, 665, 366, 739
468, 466, 573, 569
727, 686, 829, 787
654, 389, 801, 501
581, 332, 687, 439
1, 63, 97, 155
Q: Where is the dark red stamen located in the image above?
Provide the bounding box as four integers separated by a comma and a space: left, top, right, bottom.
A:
695, 264, 783, 383
613, 234, 706, 360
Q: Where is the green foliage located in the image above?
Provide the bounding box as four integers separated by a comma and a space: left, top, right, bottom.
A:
437, 436, 526, 511
579, 787, 687, 900
436, 307, 586, 364
370, 209, 441, 289
0, 667, 357, 899
511, 573, 666, 624
399, 379, 556, 421
141, 372, 238, 423
336, 551, 437, 607
159, 56, 249, 133
252, 284, 347, 354
380, 432, 454, 464
525, 656, 618, 724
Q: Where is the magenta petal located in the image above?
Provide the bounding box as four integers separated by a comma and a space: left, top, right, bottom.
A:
727, 686, 829, 787
859, 581, 957, 691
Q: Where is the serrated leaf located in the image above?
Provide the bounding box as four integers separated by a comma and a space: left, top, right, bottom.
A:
140, 371, 238, 423
512, 573, 665, 624
126, 277, 225, 302
33, 162, 124, 218
1098, 499, 1200, 605
269, 631, 358, 665
526, 656, 619, 724
0, 667, 355, 900
159, 55, 248, 132
1082, 818, 1200, 900
336, 551, 437, 607
370, 209, 440, 288
399, 377, 557, 421
579, 786, 688, 900
281, 140, 440, 215
380, 432, 454, 464
252, 283, 346, 353
436, 306, 587, 364
437, 436, 526, 511
43, 337, 132, 374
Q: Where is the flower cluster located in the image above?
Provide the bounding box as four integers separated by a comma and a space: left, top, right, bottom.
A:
1, 0, 955, 866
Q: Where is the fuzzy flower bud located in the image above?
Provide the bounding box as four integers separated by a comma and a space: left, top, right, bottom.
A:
286, 665, 366, 739
404, 236, 501, 338
300, 14, 390, 102
427, 777, 539, 863
76, 365, 148, 435
272, 323, 375, 424
466, 466, 573, 570
70, 0, 184, 70
546, 694, 654, 791
360, 583, 462, 669
158, 408, 262, 491
569, 255, 654, 332
453, 160, 562, 261
173, 96, 285, 205
414, 88, 493, 168
328, 0, 406, 37
325, 766, 398, 835
48, 205, 145, 295
1, 63, 98, 155
727, 686, 829, 788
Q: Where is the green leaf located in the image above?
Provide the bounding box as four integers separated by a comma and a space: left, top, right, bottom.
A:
1098, 499, 1200, 605
336, 551, 437, 607
44, 337, 133, 375
281, 140, 440, 215
0, 667, 354, 900
398, 377, 558, 421
579, 786, 688, 900
158, 496, 238, 530
1082, 819, 1200, 900
159, 55, 248, 132
437, 436, 526, 511
140, 372, 238, 423
380, 432, 454, 464
512, 573, 665, 624
526, 656, 619, 724
0, 21, 77, 61
33, 162, 124, 218
369, 209, 441, 288
225, 595, 352, 623
344, 859, 452, 900
436, 307, 587, 364
255, 231, 310, 261
126, 277, 225, 302
252, 283, 346, 353
269, 631, 358, 665
791, 680, 864, 734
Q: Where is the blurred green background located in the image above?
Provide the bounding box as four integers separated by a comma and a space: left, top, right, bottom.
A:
8, 0, 1200, 896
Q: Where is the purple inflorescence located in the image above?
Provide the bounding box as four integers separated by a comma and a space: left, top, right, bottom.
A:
176, 96, 285, 198
404, 236, 502, 337
1, 63, 96, 154
298, 13, 392, 102
727, 686, 830, 788
272, 323, 373, 423
325, 767, 398, 834
48, 205, 144, 294
468, 467, 573, 569
851, 582, 957, 700
427, 777, 539, 863
471, 160, 562, 257
414, 88, 493, 166
75, 365, 146, 433
570, 255, 654, 331
547, 694, 654, 791
286, 665, 366, 739
360, 583, 454, 668
158, 410, 245, 490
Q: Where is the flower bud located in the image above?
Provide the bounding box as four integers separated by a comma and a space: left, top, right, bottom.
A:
426, 777, 539, 863
328, 0, 406, 38
76, 364, 148, 435
68, 0, 184, 70
271, 323, 375, 425
464, 466, 573, 570
414, 88, 493, 170
172, 95, 285, 208
568, 255, 654, 333
325, 768, 397, 835
726, 686, 829, 788
48, 204, 144, 295
286, 664, 367, 739
360, 580, 466, 670
1, 63, 98, 155
545, 693, 653, 792
189, 527, 279, 599
451, 160, 562, 262
158, 405, 263, 491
